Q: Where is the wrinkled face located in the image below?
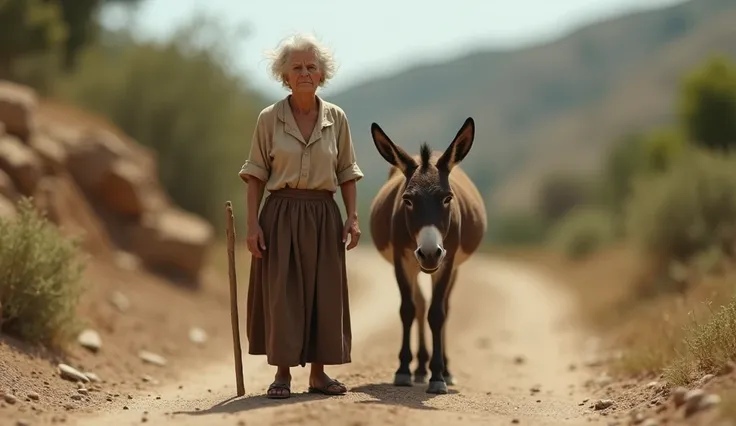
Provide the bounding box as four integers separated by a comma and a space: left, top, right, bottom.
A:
371, 118, 476, 273
285, 50, 322, 94
401, 161, 454, 272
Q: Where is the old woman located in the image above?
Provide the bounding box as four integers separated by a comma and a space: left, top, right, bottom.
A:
238, 33, 364, 399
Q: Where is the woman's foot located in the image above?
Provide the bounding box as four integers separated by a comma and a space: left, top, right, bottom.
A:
308, 371, 347, 395
267, 381, 291, 399
267, 369, 291, 399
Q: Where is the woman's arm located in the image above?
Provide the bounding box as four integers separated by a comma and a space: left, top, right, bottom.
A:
247, 178, 266, 228
340, 179, 358, 222
239, 109, 272, 256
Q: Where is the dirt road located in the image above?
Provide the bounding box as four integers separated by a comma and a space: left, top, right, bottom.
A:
70, 247, 606, 426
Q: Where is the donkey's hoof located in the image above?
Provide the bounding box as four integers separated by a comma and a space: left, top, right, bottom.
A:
444, 374, 456, 386
393, 373, 413, 387
426, 380, 448, 394
414, 373, 428, 384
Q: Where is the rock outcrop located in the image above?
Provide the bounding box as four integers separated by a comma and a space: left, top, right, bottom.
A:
0, 80, 214, 286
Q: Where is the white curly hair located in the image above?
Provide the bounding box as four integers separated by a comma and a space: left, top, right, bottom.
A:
265, 33, 338, 89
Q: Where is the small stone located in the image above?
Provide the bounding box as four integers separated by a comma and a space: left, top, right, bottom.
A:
642, 419, 658, 426
698, 393, 721, 410
513, 356, 525, 365
70, 394, 82, 401
672, 386, 688, 407
594, 399, 614, 410
109, 291, 130, 312
77, 329, 102, 353
698, 374, 715, 386
123, 406, 129, 410
84, 372, 101, 383
684, 388, 705, 404
188, 327, 208, 345
684, 389, 707, 417
141, 375, 158, 384
77, 389, 88, 395
115, 251, 141, 271
512, 420, 520, 424
4, 393, 18, 404
58, 364, 89, 383
138, 350, 167, 367
27, 391, 39, 401
16, 420, 31, 426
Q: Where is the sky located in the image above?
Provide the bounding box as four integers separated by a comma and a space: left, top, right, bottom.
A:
100, 0, 686, 99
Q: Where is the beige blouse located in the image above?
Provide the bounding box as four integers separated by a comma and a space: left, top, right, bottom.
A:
238, 95, 364, 192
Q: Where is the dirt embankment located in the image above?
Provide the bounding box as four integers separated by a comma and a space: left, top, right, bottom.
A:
0, 79, 234, 425
529, 247, 736, 426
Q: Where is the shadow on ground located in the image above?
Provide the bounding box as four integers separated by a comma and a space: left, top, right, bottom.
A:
172, 382, 457, 417
351, 382, 457, 411
172, 391, 327, 416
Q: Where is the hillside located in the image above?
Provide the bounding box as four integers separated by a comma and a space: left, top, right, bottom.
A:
326, 0, 736, 229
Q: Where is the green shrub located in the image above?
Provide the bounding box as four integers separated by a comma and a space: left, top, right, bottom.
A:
678, 54, 736, 152
53, 17, 266, 230
0, 198, 87, 349
548, 206, 615, 260
640, 127, 687, 173
624, 149, 736, 265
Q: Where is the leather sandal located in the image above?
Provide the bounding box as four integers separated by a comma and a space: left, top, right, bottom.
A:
266, 382, 291, 399
308, 378, 347, 395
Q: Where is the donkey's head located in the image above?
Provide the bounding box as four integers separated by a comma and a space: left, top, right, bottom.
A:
370, 118, 475, 273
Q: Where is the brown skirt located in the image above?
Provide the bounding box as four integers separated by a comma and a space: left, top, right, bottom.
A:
246, 188, 351, 367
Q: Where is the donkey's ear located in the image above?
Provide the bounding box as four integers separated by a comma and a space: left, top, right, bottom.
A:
437, 117, 475, 172
370, 122, 417, 174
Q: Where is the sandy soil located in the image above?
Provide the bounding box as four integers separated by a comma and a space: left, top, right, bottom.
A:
40, 247, 610, 426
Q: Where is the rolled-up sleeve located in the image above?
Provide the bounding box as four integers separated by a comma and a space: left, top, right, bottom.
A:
335, 113, 364, 185
239, 110, 272, 183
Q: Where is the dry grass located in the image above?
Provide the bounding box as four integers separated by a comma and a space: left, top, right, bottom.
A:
609, 271, 734, 380
0, 198, 87, 350
662, 290, 736, 386
537, 242, 736, 385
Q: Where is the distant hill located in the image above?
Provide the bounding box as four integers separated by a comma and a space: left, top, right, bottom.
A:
323, 0, 736, 238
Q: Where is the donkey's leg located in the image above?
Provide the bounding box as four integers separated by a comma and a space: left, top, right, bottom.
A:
441, 269, 458, 386
426, 259, 454, 394
393, 255, 416, 387
413, 283, 429, 384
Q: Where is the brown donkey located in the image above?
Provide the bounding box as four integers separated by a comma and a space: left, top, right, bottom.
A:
368, 117, 487, 394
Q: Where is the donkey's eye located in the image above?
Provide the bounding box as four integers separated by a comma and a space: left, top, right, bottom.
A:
403, 198, 413, 208
443, 195, 453, 205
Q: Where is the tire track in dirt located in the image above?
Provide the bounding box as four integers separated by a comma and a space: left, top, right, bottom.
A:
69, 247, 606, 426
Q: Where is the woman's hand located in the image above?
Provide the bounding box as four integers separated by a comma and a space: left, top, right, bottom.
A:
342, 216, 361, 250
246, 222, 266, 258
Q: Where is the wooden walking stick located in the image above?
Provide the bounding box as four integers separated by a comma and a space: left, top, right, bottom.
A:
225, 201, 245, 396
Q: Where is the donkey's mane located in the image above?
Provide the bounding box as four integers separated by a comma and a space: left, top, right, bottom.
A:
419, 143, 432, 171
